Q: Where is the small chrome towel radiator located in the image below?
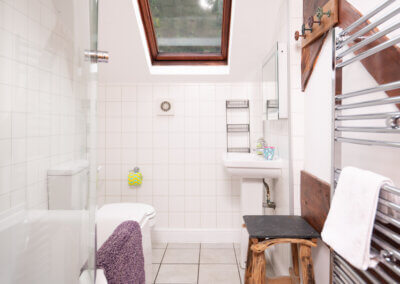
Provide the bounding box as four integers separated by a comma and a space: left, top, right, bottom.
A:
332, 0, 400, 283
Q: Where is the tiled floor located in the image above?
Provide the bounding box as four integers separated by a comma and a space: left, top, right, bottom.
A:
152, 243, 243, 284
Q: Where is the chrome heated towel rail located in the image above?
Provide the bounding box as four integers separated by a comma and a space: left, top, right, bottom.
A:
332, 0, 400, 283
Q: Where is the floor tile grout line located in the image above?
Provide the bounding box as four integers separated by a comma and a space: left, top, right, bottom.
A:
161, 262, 237, 265
233, 242, 243, 284
197, 243, 201, 284
158, 263, 200, 265
154, 243, 168, 284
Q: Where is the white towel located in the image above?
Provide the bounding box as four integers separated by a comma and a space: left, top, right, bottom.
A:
321, 167, 393, 270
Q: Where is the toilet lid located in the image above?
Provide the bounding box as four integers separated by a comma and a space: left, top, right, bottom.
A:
97, 203, 156, 226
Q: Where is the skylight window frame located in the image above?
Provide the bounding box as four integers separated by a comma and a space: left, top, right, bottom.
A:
137, 0, 232, 65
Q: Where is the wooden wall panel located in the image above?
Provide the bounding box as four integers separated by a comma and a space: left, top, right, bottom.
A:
301, 171, 331, 233
301, 0, 330, 91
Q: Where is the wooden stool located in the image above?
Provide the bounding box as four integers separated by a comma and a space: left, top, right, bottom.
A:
243, 215, 320, 284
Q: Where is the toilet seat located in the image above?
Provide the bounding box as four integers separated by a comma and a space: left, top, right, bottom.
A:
97, 203, 156, 227
96, 203, 156, 248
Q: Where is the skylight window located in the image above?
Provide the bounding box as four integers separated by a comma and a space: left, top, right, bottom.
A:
138, 0, 232, 65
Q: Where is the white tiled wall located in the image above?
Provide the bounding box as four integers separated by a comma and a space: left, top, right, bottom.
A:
97, 83, 263, 229
0, 0, 89, 212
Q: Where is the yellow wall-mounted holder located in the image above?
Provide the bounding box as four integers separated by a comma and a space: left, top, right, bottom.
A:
128, 167, 143, 186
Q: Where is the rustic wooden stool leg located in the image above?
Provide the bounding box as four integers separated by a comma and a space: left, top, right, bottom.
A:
250, 250, 266, 284
291, 243, 299, 277
299, 244, 315, 284
245, 238, 254, 284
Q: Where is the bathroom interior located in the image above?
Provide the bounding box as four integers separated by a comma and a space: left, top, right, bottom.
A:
0, 0, 400, 283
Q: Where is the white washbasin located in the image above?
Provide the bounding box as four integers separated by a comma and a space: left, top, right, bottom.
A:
222, 152, 283, 178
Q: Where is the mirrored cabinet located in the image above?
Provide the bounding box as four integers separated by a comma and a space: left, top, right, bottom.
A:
262, 42, 288, 120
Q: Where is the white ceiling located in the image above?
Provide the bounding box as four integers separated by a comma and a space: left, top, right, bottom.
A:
98, 0, 287, 83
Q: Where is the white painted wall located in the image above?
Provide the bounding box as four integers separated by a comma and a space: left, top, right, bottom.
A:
304, 30, 333, 284
303, 1, 400, 283
98, 0, 288, 83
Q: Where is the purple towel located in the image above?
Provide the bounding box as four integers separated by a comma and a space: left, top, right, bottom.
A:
96, 221, 145, 284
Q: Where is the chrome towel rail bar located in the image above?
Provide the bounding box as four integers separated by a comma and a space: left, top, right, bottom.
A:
373, 265, 396, 283
335, 137, 400, 148
334, 254, 379, 283
335, 81, 400, 100
338, 0, 395, 37
335, 126, 400, 133
334, 250, 400, 284
379, 198, 400, 212
336, 112, 400, 121
334, 256, 367, 283
335, 95, 400, 110
372, 246, 400, 277
337, 6, 400, 49
379, 198, 400, 213
337, 34, 400, 68
372, 235, 400, 261
333, 264, 355, 283
376, 211, 400, 228
337, 21, 400, 59
374, 223, 400, 245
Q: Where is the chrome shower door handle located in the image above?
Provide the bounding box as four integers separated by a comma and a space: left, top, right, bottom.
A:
84, 50, 109, 63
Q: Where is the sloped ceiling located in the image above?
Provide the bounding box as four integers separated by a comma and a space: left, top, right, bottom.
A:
98, 0, 287, 83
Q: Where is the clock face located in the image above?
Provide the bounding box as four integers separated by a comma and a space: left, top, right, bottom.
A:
160, 101, 171, 112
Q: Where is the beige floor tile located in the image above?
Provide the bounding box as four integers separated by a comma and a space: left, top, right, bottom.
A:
163, 248, 200, 264
168, 243, 200, 249
152, 248, 166, 264
198, 264, 241, 284
155, 264, 198, 284
201, 243, 234, 249
152, 242, 167, 249
152, 263, 160, 283
200, 248, 237, 264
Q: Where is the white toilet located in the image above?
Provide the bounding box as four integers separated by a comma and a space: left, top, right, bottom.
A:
47, 161, 157, 284
96, 203, 156, 284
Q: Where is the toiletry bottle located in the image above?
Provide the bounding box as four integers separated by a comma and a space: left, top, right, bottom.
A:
256, 138, 266, 155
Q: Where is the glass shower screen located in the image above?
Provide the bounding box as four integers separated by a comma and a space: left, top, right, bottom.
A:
0, 0, 98, 283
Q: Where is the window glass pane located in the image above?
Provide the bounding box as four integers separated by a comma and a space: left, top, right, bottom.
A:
149, 0, 224, 54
